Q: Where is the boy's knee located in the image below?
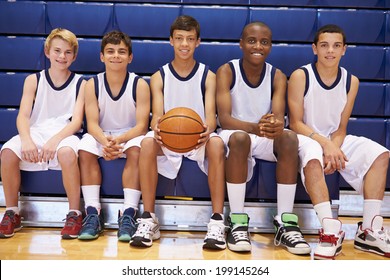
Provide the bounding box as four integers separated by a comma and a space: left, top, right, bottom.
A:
276, 130, 298, 153
58, 147, 77, 165
228, 132, 250, 151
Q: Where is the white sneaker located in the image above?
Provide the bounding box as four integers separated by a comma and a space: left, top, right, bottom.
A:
314, 218, 345, 260
354, 215, 390, 258
203, 216, 226, 250
130, 211, 160, 247
227, 213, 252, 252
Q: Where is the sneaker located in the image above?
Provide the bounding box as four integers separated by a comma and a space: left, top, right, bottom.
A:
273, 213, 311, 255
203, 213, 226, 250
61, 211, 82, 239
117, 207, 137, 242
226, 213, 251, 252
78, 206, 104, 240
130, 211, 160, 247
0, 210, 22, 238
354, 215, 390, 258
313, 218, 345, 260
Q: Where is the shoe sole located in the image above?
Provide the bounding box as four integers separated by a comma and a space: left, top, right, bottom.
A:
0, 226, 22, 238
227, 243, 252, 252
130, 231, 161, 247
354, 241, 390, 258
62, 234, 79, 239
286, 246, 311, 255
118, 235, 132, 242
78, 232, 102, 240
203, 243, 226, 250
314, 247, 342, 260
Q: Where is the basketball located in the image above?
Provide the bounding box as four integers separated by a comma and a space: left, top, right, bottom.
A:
159, 107, 205, 153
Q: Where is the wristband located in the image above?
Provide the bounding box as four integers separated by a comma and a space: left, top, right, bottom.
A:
308, 132, 316, 138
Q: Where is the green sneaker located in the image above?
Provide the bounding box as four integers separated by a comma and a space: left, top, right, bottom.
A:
226, 213, 251, 252
273, 212, 311, 255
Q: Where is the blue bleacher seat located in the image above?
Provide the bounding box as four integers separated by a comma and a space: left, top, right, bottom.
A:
195, 42, 242, 73
115, 4, 181, 39
0, 37, 45, 72
46, 2, 114, 37
386, 47, 390, 80
268, 44, 314, 77
0, 1, 45, 35
318, 9, 386, 44
181, 6, 249, 40
386, 12, 390, 43
0, 108, 18, 143
183, 0, 249, 4
347, 118, 387, 147
21, 170, 65, 195
340, 46, 386, 80
0, 72, 28, 107
69, 39, 104, 74
251, 0, 387, 8
385, 84, 390, 116
250, 8, 317, 42
130, 41, 173, 75
352, 82, 386, 117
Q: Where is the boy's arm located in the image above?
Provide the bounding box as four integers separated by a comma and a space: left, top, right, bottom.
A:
40, 79, 86, 162
216, 63, 259, 135
16, 74, 38, 162
84, 77, 109, 146
114, 78, 151, 144
258, 68, 286, 139
149, 71, 164, 129
204, 70, 217, 132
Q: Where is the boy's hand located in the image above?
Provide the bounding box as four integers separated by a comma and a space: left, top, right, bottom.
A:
258, 113, 284, 139
102, 135, 123, 161
322, 140, 348, 174
40, 138, 59, 162
196, 124, 210, 149
21, 139, 39, 163
153, 117, 163, 146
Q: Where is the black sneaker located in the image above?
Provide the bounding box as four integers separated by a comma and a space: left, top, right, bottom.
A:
203, 213, 226, 250
226, 213, 251, 252
130, 211, 160, 248
273, 212, 311, 255
117, 207, 137, 242
78, 206, 104, 240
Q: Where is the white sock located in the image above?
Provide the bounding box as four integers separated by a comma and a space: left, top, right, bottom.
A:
81, 185, 101, 210
313, 201, 333, 227
276, 183, 297, 223
362, 199, 382, 229
227, 182, 246, 213
123, 188, 141, 212
6, 207, 19, 215
69, 209, 82, 216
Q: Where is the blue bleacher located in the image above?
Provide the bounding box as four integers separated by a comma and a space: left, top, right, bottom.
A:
386, 48, 390, 80
251, 0, 389, 8
69, 39, 103, 74
385, 84, 390, 116
250, 8, 317, 42
347, 118, 387, 147
115, 4, 181, 39
46, 2, 114, 37
0, 73, 28, 107
181, 6, 249, 40
318, 9, 386, 44
352, 82, 386, 117
0, 108, 18, 143
0, 37, 45, 72
340, 46, 386, 81
0, 1, 45, 35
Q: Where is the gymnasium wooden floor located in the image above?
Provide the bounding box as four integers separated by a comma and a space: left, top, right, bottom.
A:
0, 207, 389, 261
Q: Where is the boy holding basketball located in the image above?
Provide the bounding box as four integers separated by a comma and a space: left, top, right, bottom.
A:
288, 24, 390, 259
77, 31, 151, 241
0, 28, 85, 239
216, 21, 310, 254
131, 15, 226, 250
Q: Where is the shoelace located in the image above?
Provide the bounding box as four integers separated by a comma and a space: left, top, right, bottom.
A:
319, 232, 339, 246
63, 213, 79, 226
231, 227, 249, 241
283, 231, 307, 244
118, 215, 135, 230
373, 228, 390, 243
134, 219, 155, 236
205, 221, 226, 239
82, 214, 100, 229
0, 212, 13, 226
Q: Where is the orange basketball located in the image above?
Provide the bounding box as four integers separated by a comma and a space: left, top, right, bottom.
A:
159, 107, 205, 153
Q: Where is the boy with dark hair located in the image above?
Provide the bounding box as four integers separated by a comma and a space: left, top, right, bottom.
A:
77, 31, 151, 241
288, 24, 390, 259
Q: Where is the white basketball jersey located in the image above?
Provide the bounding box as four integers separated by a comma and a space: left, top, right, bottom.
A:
160, 62, 207, 122
29, 70, 83, 132
302, 63, 351, 138
229, 59, 275, 123
94, 72, 138, 132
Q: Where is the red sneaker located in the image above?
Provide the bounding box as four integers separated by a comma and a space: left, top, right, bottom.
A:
61, 211, 82, 239
0, 210, 22, 238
